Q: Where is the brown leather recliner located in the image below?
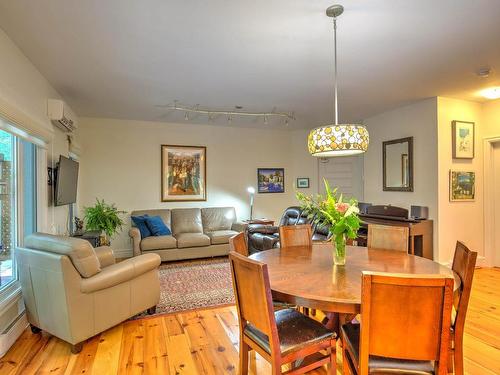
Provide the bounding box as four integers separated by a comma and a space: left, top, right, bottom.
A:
247, 207, 330, 254
16, 233, 161, 353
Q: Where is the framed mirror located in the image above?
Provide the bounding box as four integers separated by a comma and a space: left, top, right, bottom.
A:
383, 137, 413, 192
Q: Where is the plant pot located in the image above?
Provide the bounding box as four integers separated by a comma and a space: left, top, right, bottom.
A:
333, 233, 347, 266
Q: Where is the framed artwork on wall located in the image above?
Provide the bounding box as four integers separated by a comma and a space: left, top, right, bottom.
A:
296, 177, 310, 188
449, 170, 475, 202
257, 168, 285, 193
452, 120, 475, 159
161, 145, 206, 201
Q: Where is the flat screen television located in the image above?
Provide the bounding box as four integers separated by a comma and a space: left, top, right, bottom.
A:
55, 155, 79, 206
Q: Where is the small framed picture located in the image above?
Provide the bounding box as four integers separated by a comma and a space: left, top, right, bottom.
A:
452, 121, 474, 159
450, 170, 475, 202
257, 168, 285, 193
296, 177, 310, 189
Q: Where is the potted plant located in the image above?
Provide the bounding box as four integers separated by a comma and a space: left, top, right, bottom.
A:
83, 199, 126, 246
296, 179, 361, 265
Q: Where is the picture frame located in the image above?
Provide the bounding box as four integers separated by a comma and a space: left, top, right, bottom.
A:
296, 177, 310, 189
257, 168, 285, 193
161, 145, 206, 202
449, 170, 475, 202
452, 120, 475, 159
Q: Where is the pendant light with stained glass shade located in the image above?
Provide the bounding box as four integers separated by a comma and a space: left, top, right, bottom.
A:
308, 5, 369, 157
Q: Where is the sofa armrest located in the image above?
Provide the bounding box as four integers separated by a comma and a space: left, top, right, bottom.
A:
94, 246, 116, 268
231, 221, 248, 233
248, 224, 279, 235
81, 253, 161, 293
129, 227, 142, 257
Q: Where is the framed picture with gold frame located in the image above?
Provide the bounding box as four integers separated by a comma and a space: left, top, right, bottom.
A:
449, 170, 475, 202
161, 145, 206, 202
452, 120, 474, 159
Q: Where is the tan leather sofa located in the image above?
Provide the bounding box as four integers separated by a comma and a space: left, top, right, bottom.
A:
129, 207, 247, 261
16, 233, 161, 353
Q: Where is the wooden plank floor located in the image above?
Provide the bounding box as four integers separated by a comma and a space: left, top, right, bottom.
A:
0, 268, 499, 375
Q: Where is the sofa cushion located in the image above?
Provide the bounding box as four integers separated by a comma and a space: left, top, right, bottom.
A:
131, 215, 151, 238
25, 233, 101, 278
206, 230, 239, 245
141, 235, 177, 251
131, 209, 171, 228
171, 208, 203, 235
145, 216, 172, 236
175, 233, 211, 248
201, 207, 236, 232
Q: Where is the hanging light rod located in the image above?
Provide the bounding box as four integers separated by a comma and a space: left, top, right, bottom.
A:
159, 101, 295, 123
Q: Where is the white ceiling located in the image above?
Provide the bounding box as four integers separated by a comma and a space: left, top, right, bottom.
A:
0, 0, 499, 129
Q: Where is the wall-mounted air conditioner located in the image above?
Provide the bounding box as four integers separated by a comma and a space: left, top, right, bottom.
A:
47, 99, 77, 132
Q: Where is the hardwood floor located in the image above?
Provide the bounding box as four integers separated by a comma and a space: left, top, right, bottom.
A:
0, 268, 499, 374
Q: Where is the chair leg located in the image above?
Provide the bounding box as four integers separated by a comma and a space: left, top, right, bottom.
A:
239, 340, 249, 375
329, 339, 336, 375
342, 339, 350, 375
454, 337, 464, 375
447, 348, 454, 374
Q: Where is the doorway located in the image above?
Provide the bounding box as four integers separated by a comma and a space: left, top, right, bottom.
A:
318, 155, 364, 201
484, 138, 500, 267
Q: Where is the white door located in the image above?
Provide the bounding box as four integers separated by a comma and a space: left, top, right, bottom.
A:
318, 156, 364, 201
493, 142, 500, 267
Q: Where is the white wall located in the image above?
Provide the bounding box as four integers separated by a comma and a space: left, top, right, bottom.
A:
436, 97, 484, 264
0, 27, 79, 235
78, 118, 319, 254
363, 98, 439, 256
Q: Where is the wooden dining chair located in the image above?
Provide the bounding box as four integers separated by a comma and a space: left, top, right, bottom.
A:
448, 241, 477, 375
341, 271, 454, 375
230, 232, 249, 257
279, 224, 312, 248
229, 251, 336, 375
367, 224, 409, 252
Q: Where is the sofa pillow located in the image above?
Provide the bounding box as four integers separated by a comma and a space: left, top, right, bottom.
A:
131, 215, 151, 238
145, 215, 172, 236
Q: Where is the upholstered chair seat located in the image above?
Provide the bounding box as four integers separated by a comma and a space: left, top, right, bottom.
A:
341, 323, 435, 375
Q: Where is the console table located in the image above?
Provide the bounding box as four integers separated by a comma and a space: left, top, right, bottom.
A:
72, 231, 101, 248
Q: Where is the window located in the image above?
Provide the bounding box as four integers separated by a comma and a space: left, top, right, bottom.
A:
0, 128, 37, 291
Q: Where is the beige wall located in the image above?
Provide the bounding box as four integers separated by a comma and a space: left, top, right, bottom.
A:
0, 27, 78, 235
437, 97, 484, 264
363, 98, 439, 256
78, 118, 318, 254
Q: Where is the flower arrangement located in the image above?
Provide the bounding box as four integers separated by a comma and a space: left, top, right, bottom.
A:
296, 179, 361, 265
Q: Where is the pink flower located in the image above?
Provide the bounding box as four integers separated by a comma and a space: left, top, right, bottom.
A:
335, 202, 350, 214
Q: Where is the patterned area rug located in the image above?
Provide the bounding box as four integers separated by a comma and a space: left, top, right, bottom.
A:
140, 257, 235, 317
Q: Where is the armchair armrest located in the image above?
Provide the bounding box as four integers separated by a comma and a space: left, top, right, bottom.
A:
248, 224, 279, 235
94, 246, 116, 268
129, 227, 142, 257
81, 253, 161, 293
231, 221, 248, 233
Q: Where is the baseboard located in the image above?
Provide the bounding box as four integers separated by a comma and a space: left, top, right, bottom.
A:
113, 248, 133, 258
0, 311, 28, 358
440, 255, 487, 268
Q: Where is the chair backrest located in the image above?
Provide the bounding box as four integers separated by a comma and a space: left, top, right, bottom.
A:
229, 252, 279, 349
452, 241, 477, 331
278, 206, 302, 226
367, 224, 409, 252
359, 272, 454, 373
229, 232, 248, 257
279, 224, 312, 248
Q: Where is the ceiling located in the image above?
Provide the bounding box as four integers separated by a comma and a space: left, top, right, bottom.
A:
0, 0, 499, 129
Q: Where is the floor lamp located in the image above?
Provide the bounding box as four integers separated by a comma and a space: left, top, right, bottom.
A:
247, 186, 255, 220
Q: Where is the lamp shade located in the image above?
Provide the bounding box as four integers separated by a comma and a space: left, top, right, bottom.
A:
308, 124, 369, 157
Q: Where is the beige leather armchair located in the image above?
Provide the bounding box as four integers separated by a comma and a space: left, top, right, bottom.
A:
17, 233, 161, 353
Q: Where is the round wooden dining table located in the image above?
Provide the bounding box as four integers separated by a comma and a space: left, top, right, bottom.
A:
250, 243, 460, 316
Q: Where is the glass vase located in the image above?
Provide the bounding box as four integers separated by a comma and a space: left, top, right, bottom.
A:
333, 233, 347, 266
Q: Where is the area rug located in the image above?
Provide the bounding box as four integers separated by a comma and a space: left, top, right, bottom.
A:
137, 257, 235, 317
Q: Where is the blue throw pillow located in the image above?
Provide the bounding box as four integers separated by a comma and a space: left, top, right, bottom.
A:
145, 215, 172, 236
131, 215, 151, 238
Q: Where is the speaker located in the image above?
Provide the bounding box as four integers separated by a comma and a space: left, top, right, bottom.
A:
410, 205, 429, 220
358, 202, 372, 214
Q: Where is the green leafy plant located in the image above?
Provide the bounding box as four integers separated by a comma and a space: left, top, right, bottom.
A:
296, 179, 361, 261
83, 199, 126, 238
